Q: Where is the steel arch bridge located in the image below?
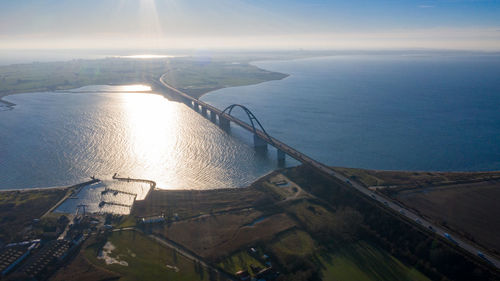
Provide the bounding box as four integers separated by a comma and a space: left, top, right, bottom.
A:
221, 104, 274, 145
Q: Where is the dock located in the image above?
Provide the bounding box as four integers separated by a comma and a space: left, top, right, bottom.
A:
98, 201, 133, 208
112, 173, 156, 189
101, 188, 137, 197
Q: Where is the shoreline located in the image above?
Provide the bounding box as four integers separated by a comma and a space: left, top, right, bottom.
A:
0, 96, 16, 109
193, 61, 290, 100
2, 58, 499, 193
0, 185, 75, 193
4, 166, 500, 193
0, 57, 292, 106
159, 61, 290, 100
195, 73, 290, 100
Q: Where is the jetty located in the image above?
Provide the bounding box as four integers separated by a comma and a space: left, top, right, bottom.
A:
101, 188, 137, 197
112, 173, 156, 189
98, 201, 134, 208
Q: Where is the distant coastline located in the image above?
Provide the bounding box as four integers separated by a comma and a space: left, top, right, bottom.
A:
185, 73, 290, 100
0, 57, 290, 108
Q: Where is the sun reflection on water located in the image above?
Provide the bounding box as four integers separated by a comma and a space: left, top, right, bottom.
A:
115, 55, 174, 59
115, 84, 152, 92
0, 87, 282, 191
120, 93, 182, 186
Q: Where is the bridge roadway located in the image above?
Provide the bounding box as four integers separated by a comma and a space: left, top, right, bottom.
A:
156, 74, 500, 270
156, 74, 319, 164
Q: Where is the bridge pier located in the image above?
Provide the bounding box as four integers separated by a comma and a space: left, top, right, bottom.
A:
219, 116, 230, 131
193, 102, 199, 112
253, 134, 268, 151
210, 111, 217, 123
277, 149, 286, 165
201, 107, 208, 117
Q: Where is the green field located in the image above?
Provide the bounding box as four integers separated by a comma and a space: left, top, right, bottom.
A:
162, 60, 287, 97
333, 167, 500, 188
270, 230, 315, 258
84, 230, 211, 281
0, 57, 287, 100
0, 188, 67, 243
319, 242, 430, 281
217, 250, 265, 275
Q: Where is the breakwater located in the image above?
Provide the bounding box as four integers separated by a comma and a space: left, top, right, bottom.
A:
112, 173, 156, 189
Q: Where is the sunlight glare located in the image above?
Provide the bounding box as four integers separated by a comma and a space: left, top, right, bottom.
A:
120, 93, 180, 183
116, 84, 152, 92
116, 54, 174, 59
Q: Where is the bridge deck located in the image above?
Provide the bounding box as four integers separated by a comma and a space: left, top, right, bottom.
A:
157, 75, 334, 176
156, 75, 500, 270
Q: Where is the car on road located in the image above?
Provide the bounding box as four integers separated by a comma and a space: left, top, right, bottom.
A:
383, 201, 389, 206
428, 225, 436, 232
478, 252, 494, 265
399, 209, 405, 215
415, 218, 422, 224
370, 194, 376, 199
444, 233, 459, 245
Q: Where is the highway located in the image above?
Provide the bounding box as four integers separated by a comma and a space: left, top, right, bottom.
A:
157, 74, 500, 270
331, 171, 500, 269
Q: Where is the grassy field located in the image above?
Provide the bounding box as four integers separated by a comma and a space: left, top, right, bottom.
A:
333, 167, 500, 255
0, 188, 68, 243
84, 230, 213, 281
0, 57, 287, 100
333, 167, 500, 188
132, 186, 277, 220
0, 59, 158, 97
284, 200, 338, 233
319, 242, 430, 281
51, 248, 121, 281
161, 60, 287, 98
397, 179, 500, 253
270, 230, 315, 259
283, 200, 363, 241
155, 210, 296, 260
217, 250, 265, 275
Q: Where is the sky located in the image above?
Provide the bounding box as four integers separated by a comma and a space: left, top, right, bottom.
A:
0, 0, 499, 51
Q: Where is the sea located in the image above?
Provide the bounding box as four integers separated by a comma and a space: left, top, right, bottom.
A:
1, 54, 500, 193
202, 54, 500, 172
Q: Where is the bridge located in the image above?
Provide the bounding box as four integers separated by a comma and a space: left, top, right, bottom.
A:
156, 74, 334, 171
155, 75, 500, 269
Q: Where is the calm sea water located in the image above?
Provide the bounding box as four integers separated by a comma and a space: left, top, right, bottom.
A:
2, 54, 500, 192
202, 55, 500, 171
0, 89, 283, 190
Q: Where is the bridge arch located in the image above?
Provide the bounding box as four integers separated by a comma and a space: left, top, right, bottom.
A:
221, 104, 274, 145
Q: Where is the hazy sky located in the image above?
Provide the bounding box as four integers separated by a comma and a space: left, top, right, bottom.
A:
1, 0, 499, 51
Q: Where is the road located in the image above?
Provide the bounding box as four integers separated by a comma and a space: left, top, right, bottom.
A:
156, 75, 500, 270
330, 170, 500, 269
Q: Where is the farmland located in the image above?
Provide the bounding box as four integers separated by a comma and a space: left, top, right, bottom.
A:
0, 188, 68, 243
319, 242, 430, 281
0, 57, 287, 101
396, 179, 500, 254
83, 230, 213, 281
